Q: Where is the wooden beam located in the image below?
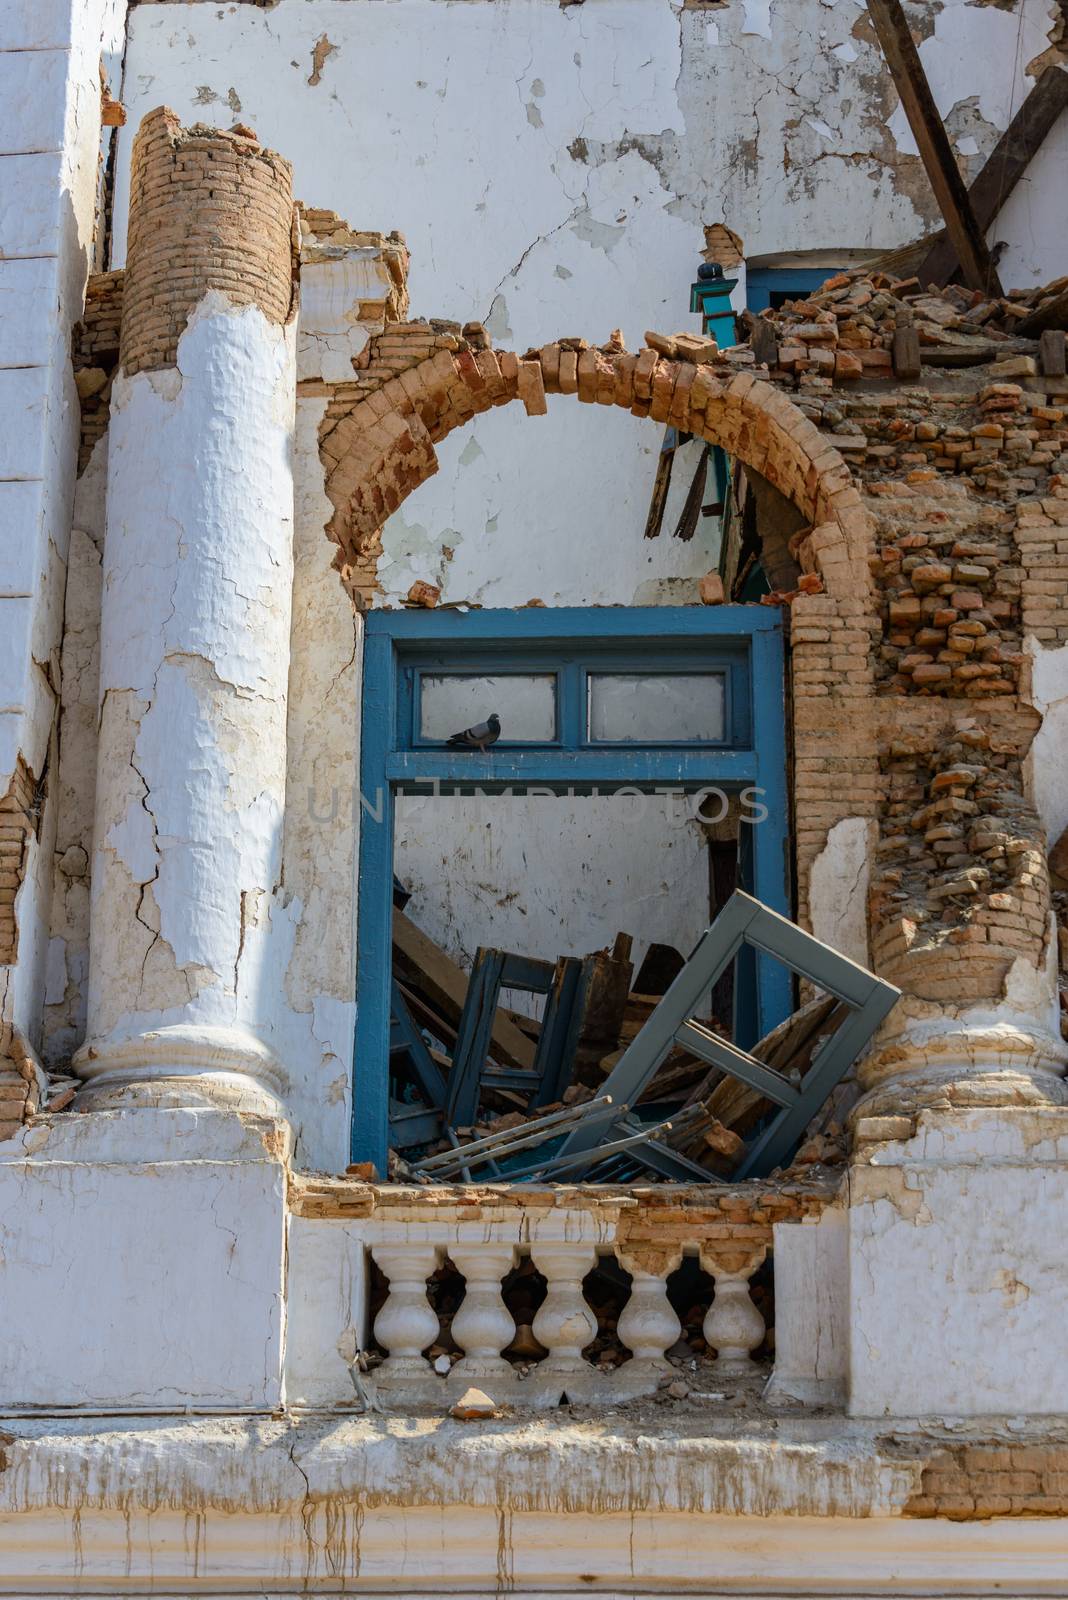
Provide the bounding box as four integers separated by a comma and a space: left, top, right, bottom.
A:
1017, 288, 1068, 339
918, 67, 1068, 286
866, 0, 1003, 295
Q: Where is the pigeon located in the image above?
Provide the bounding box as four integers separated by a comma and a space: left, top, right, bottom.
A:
446, 712, 501, 752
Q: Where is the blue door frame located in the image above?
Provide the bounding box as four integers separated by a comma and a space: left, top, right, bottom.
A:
353, 606, 790, 1170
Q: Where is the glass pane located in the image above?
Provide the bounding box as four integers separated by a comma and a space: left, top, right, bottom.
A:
419, 674, 556, 742
588, 672, 726, 743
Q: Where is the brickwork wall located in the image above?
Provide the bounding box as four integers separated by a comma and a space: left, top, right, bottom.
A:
72, 269, 123, 474
905, 1442, 1068, 1519
120, 107, 294, 377
870, 721, 1049, 1002
0, 759, 42, 1134
316, 300, 1064, 1013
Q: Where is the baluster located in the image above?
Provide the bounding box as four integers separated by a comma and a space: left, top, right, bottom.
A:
372, 1244, 441, 1383
530, 1243, 597, 1388
449, 1245, 518, 1385
616, 1248, 682, 1396
701, 1245, 767, 1374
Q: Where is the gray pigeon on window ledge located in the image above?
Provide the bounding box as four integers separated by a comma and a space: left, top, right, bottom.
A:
446, 713, 501, 752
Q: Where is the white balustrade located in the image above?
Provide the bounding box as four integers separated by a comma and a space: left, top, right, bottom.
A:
358, 1226, 783, 1411
530, 1242, 598, 1397
615, 1249, 683, 1398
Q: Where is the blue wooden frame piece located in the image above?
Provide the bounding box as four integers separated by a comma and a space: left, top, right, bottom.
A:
353, 606, 790, 1170
746, 267, 845, 313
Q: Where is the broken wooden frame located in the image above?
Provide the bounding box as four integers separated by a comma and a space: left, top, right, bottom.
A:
556, 891, 900, 1181
445, 948, 595, 1126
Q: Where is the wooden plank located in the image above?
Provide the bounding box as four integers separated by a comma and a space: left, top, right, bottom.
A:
1040, 328, 1067, 376
918, 67, 1068, 287
1017, 287, 1068, 339
892, 325, 921, 380
391, 907, 536, 1071
865, 0, 1003, 294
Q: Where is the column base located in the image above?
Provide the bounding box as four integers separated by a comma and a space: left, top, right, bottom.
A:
72, 1022, 290, 1124
855, 1015, 1068, 1123
0, 1105, 289, 1411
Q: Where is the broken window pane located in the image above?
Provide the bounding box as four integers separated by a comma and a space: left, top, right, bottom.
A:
587, 673, 726, 743
419, 674, 556, 742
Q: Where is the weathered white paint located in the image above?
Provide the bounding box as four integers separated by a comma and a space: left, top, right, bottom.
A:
40, 446, 106, 1067
394, 793, 713, 1004
271, 394, 361, 1171
108, 0, 1048, 618
0, 0, 127, 1080
766, 1207, 849, 1408
0, 1108, 288, 1412
848, 1106, 1068, 1418
75, 294, 297, 1118
0, 1403, 1065, 1592
808, 816, 875, 968
1025, 637, 1068, 855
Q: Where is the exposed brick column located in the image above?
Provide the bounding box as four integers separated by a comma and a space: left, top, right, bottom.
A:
74, 110, 297, 1119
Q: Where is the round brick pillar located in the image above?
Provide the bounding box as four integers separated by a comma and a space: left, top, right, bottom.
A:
75, 110, 297, 1120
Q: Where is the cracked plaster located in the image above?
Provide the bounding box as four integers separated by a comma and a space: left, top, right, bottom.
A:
109, 0, 1057, 618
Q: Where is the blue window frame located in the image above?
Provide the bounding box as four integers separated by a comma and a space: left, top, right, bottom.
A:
746, 267, 844, 313
353, 606, 790, 1169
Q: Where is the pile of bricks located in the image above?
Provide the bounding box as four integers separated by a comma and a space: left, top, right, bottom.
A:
871, 721, 1049, 1001
750, 269, 1067, 379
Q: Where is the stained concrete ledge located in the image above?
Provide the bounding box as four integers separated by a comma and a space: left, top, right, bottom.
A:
1, 1416, 1068, 1593
0, 1413, 921, 1521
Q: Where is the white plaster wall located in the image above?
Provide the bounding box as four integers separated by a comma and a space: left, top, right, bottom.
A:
809, 817, 876, 968
108, 0, 1064, 614
993, 104, 1068, 288
0, 1110, 287, 1411
1025, 638, 1068, 856
394, 792, 713, 999
274, 396, 361, 1171
848, 1108, 1068, 1418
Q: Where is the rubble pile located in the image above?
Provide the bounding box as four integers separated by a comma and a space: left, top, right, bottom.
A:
387, 901, 855, 1188
750, 270, 1068, 379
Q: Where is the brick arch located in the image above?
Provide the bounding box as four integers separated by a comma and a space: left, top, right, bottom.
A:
317, 326, 882, 935
317, 331, 876, 605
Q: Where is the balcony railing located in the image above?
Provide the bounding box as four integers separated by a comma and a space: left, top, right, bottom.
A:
286, 1174, 844, 1412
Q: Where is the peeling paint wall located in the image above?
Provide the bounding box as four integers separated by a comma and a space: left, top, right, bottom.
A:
0, 0, 129, 1091
111, 0, 1065, 612
80, 294, 298, 1106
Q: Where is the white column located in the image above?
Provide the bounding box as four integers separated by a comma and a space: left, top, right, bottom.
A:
74, 297, 296, 1115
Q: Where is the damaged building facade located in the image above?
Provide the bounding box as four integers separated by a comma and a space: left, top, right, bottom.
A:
2, 0, 1068, 1590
